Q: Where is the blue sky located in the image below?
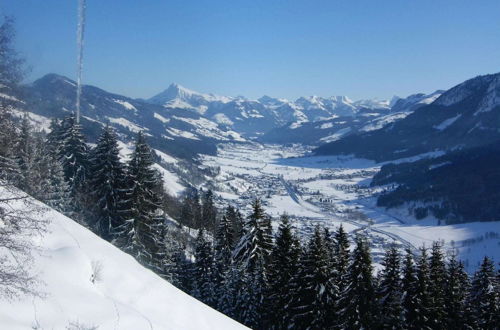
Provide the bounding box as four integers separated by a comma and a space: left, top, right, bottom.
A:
2, 0, 500, 100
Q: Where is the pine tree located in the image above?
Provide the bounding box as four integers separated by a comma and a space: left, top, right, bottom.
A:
377, 244, 404, 329
338, 235, 377, 330
401, 249, 420, 329
266, 214, 301, 329
16, 114, 36, 194
213, 214, 234, 307
333, 224, 350, 296
201, 189, 217, 232
414, 247, 433, 330
192, 228, 215, 307
233, 199, 273, 272
291, 226, 338, 329
58, 116, 89, 196
218, 263, 245, 321
120, 131, 165, 272
89, 125, 128, 241
225, 205, 244, 244
444, 252, 471, 329
428, 241, 447, 329
468, 256, 499, 329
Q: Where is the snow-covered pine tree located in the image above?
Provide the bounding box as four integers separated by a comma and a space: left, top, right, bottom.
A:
266, 214, 301, 329
232, 199, 273, 272
201, 189, 217, 232
468, 256, 499, 329
225, 205, 244, 244
16, 114, 36, 194
291, 225, 337, 329
218, 263, 245, 321
120, 131, 166, 272
333, 224, 350, 296
338, 234, 377, 330
58, 116, 90, 197
213, 214, 234, 306
89, 125, 128, 241
414, 247, 433, 330
401, 249, 420, 329
192, 228, 215, 307
444, 252, 471, 329
428, 241, 447, 329
377, 244, 404, 329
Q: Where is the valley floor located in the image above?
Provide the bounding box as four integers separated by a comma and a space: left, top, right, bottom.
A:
203, 143, 500, 272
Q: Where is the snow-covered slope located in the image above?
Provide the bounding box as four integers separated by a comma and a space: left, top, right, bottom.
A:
0, 186, 244, 330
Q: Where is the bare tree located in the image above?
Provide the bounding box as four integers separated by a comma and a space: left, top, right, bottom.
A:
0, 183, 47, 300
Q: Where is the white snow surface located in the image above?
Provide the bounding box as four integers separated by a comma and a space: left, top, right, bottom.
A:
433, 114, 461, 131
0, 187, 244, 330
203, 143, 500, 273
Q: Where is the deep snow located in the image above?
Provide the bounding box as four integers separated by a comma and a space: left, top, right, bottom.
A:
0, 186, 245, 329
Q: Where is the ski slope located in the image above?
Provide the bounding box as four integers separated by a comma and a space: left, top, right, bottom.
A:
0, 187, 244, 330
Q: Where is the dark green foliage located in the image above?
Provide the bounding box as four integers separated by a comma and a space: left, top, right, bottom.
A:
339, 235, 376, 330
402, 249, 419, 329
233, 199, 273, 272
201, 189, 217, 232
333, 224, 350, 295
266, 214, 301, 329
377, 244, 404, 329
89, 125, 128, 241
428, 241, 447, 329
291, 226, 338, 329
468, 257, 499, 329
58, 116, 90, 195
445, 253, 471, 329
120, 132, 166, 272
414, 248, 433, 330
213, 214, 234, 305
192, 229, 215, 307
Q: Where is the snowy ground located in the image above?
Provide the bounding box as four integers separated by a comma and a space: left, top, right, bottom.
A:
0, 186, 244, 329
203, 143, 500, 272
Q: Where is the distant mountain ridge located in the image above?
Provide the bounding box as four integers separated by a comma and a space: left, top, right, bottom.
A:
314, 73, 500, 161
147, 83, 400, 137
21, 74, 246, 159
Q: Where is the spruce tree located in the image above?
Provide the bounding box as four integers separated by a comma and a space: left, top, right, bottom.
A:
414, 247, 433, 330
291, 226, 337, 329
120, 131, 165, 272
213, 214, 234, 306
225, 205, 244, 244
468, 256, 499, 329
445, 253, 471, 329
192, 228, 215, 307
428, 241, 447, 329
16, 114, 36, 194
333, 224, 350, 296
402, 249, 420, 329
377, 244, 404, 329
267, 214, 301, 329
233, 199, 273, 272
58, 116, 89, 197
338, 235, 377, 330
89, 125, 128, 241
201, 189, 217, 232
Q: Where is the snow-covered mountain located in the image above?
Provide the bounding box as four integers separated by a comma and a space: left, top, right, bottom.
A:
0, 186, 244, 329
260, 90, 443, 145
22, 74, 245, 159
315, 73, 500, 161
148, 84, 396, 137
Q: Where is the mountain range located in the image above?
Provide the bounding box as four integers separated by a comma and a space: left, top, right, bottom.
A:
315, 73, 500, 161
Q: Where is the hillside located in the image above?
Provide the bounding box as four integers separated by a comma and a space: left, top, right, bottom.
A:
314, 73, 500, 161
0, 186, 245, 330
